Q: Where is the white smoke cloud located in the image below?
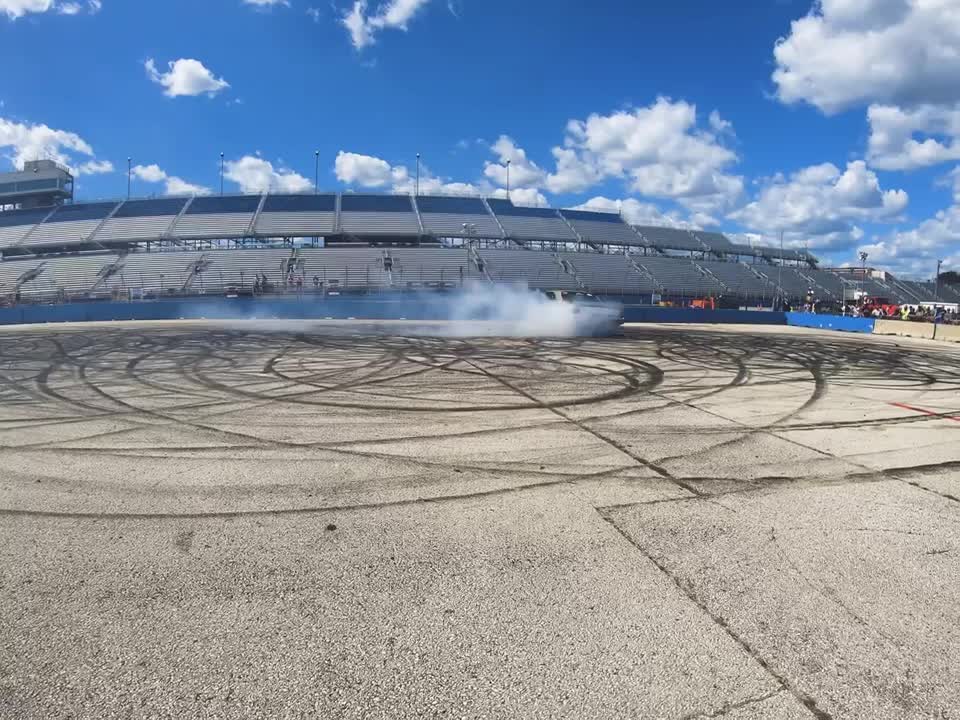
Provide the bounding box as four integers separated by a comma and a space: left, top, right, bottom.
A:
443, 284, 621, 337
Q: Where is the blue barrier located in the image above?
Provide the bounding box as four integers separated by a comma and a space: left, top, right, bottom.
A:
785, 312, 875, 333
621, 307, 786, 325
0, 300, 875, 335
0, 296, 459, 326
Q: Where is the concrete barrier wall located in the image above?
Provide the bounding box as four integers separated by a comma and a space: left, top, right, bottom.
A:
873, 318, 960, 343
873, 319, 935, 339
785, 312, 875, 333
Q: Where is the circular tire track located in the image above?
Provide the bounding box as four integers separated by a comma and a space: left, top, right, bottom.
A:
0, 322, 958, 518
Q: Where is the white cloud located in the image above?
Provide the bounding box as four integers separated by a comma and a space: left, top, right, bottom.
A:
224, 155, 311, 193
867, 103, 960, 170
730, 160, 908, 249
774, 1, 960, 177
483, 135, 547, 189
144, 58, 230, 98
340, 0, 431, 50
857, 204, 960, 277
573, 196, 695, 228
131, 163, 209, 196
334, 151, 393, 187
773, 0, 960, 115
0, 116, 111, 176
242, 0, 288, 7
544, 98, 743, 213
0, 0, 53, 17
335, 150, 479, 195
74, 159, 113, 175
490, 187, 548, 207
1, 0, 99, 19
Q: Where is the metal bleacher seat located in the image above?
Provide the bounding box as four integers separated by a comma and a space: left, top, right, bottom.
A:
774, 268, 817, 299
416, 196, 501, 238
115, 249, 292, 294
255, 194, 337, 237
0, 207, 50, 248
93, 198, 188, 243
803, 269, 846, 297
558, 209, 643, 247
487, 199, 576, 241
388, 247, 470, 286
696, 259, 771, 296
632, 226, 702, 252
339, 194, 420, 235
692, 231, 734, 252
939, 283, 960, 302
634, 255, 720, 295
299, 248, 387, 288
560, 252, 656, 295
172, 195, 260, 238
0, 252, 114, 296
24, 202, 120, 247
482, 248, 578, 290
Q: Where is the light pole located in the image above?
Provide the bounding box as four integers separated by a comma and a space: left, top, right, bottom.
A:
314, 150, 320, 194
775, 230, 784, 310
506, 159, 511, 198
858, 251, 868, 305
934, 259, 943, 304
415, 153, 420, 197
127, 157, 132, 199
219, 152, 225, 196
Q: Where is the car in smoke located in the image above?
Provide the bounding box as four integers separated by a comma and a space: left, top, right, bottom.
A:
542, 290, 624, 336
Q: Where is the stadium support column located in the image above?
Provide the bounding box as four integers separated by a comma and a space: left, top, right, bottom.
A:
415, 153, 420, 197
127, 158, 132, 199
314, 150, 320, 193
220, 152, 225, 196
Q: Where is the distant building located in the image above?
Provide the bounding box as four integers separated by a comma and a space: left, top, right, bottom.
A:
0, 160, 74, 211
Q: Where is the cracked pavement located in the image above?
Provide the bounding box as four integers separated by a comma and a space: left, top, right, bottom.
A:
1, 321, 958, 718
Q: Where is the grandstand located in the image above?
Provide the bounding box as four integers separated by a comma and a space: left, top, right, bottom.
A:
0, 191, 952, 307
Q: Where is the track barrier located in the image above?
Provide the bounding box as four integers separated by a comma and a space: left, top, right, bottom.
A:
3, 300, 954, 344
784, 312, 875, 333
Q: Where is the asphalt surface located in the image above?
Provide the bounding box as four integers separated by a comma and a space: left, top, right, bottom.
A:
1, 321, 958, 719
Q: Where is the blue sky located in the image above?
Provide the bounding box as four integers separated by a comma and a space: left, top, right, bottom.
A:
1, 0, 958, 277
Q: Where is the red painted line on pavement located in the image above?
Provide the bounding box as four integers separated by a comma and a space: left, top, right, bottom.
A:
890, 402, 960, 423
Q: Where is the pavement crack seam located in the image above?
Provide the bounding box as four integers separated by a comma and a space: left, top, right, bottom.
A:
596, 508, 834, 720
900, 479, 960, 504
461, 358, 704, 498
679, 689, 782, 719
